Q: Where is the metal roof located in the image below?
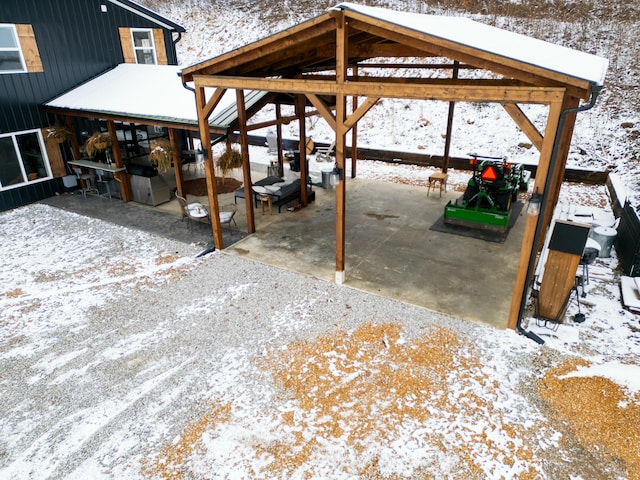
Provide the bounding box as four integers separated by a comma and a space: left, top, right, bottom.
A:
44, 64, 265, 130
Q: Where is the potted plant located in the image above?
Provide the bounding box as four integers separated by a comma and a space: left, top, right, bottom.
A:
44, 124, 72, 144
84, 131, 112, 157
216, 145, 243, 183
149, 138, 173, 174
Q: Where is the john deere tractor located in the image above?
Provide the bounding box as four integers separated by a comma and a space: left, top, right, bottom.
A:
444, 154, 529, 232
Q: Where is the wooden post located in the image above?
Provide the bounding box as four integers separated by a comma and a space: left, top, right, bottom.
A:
65, 115, 81, 160
106, 119, 131, 202
275, 103, 284, 177
236, 89, 256, 233
351, 66, 358, 179
195, 86, 223, 249
442, 61, 459, 174
507, 98, 564, 330
168, 128, 184, 197
295, 94, 308, 207
335, 11, 348, 284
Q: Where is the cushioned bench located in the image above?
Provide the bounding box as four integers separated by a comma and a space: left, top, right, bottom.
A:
234, 176, 302, 212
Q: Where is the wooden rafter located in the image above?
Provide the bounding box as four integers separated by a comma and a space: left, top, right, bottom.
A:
502, 103, 544, 151
346, 17, 594, 100
305, 93, 337, 131
194, 75, 565, 104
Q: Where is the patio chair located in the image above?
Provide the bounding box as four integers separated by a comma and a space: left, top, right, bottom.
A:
219, 204, 238, 233
315, 140, 335, 162
175, 192, 210, 229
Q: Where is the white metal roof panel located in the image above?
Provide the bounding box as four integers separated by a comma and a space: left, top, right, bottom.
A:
45, 64, 264, 128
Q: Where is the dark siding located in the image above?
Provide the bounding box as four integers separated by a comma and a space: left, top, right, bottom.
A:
616, 201, 640, 276
0, 0, 181, 134
0, 0, 182, 209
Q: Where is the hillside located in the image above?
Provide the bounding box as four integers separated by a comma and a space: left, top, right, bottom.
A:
141, 0, 640, 204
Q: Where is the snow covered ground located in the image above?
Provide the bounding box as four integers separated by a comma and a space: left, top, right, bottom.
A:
1, 163, 639, 478
1, 2, 638, 478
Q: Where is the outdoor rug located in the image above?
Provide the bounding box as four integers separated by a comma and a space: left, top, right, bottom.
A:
429, 200, 524, 243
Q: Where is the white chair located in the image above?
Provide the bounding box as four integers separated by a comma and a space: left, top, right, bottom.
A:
175, 192, 210, 229
73, 168, 98, 198
265, 130, 277, 154
219, 204, 238, 233
315, 140, 335, 162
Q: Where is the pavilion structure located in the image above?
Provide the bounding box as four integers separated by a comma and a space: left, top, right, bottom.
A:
180, 2, 608, 330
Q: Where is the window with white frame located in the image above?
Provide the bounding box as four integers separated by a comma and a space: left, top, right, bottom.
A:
0, 130, 51, 190
131, 29, 157, 65
0, 24, 26, 73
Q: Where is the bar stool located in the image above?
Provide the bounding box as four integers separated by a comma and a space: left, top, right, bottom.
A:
427, 172, 448, 197
74, 168, 98, 198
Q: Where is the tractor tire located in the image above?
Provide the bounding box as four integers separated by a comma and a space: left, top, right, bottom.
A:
495, 190, 512, 212
463, 184, 479, 206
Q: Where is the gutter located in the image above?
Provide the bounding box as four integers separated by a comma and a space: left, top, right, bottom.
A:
516, 84, 604, 344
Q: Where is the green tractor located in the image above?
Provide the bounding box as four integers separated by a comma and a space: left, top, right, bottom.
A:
444, 154, 530, 232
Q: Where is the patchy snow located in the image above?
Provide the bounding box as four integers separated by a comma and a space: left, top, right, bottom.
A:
2, 1, 639, 478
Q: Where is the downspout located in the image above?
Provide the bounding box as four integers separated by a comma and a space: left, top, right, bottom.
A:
516, 84, 603, 344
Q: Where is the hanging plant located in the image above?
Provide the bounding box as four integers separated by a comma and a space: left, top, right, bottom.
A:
84, 132, 112, 157
216, 145, 243, 183
45, 124, 72, 144
149, 138, 173, 174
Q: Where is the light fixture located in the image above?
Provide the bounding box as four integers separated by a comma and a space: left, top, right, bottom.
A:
527, 188, 541, 216
330, 164, 344, 187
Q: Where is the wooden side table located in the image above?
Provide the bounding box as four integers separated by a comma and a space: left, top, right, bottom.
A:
259, 194, 273, 215
427, 172, 448, 197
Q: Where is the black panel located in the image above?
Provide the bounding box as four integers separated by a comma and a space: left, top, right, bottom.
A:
616, 201, 640, 276
548, 221, 591, 255
0, 0, 182, 133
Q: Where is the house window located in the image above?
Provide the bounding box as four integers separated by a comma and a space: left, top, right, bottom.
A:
131, 29, 157, 64
0, 24, 26, 73
0, 130, 51, 190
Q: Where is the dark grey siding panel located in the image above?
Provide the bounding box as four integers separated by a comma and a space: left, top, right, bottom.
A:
0, 0, 181, 134
0, 178, 63, 212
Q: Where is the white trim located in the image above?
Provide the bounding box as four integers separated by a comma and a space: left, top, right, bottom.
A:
335, 270, 345, 285
130, 28, 157, 65
108, 0, 177, 31
0, 129, 52, 191
0, 24, 27, 74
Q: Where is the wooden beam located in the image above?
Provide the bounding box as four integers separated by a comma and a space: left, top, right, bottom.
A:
335, 12, 348, 284
195, 86, 224, 249
507, 98, 564, 330
351, 66, 359, 178
193, 75, 566, 104
502, 103, 544, 151
305, 93, 337, 131
344, 96, 378, 131
442, 61, 459, 173
346, 16, 594, 100
295, 94, 308, 207
181, 16, 336, 80
236, 89, 256, 235
202, 88, 226, 119
65, 115, 81, 160
106, 119, 131, 202
169, 128, 184, 197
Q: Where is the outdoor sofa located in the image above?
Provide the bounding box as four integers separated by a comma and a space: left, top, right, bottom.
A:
234, 176, 302, 213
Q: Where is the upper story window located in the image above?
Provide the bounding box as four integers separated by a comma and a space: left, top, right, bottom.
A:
0, 24, 26, 73
0, 130, 51, 191
119, 27, 167, 65
131, 29, 157, 64
0, 23, 43, 74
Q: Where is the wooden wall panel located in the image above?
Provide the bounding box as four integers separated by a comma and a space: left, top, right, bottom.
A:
119, 27, 135, 63
16, 24, 43, 72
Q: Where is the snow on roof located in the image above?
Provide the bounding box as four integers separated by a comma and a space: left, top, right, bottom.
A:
335, 3, 608, 87
45, 64, 263, 129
